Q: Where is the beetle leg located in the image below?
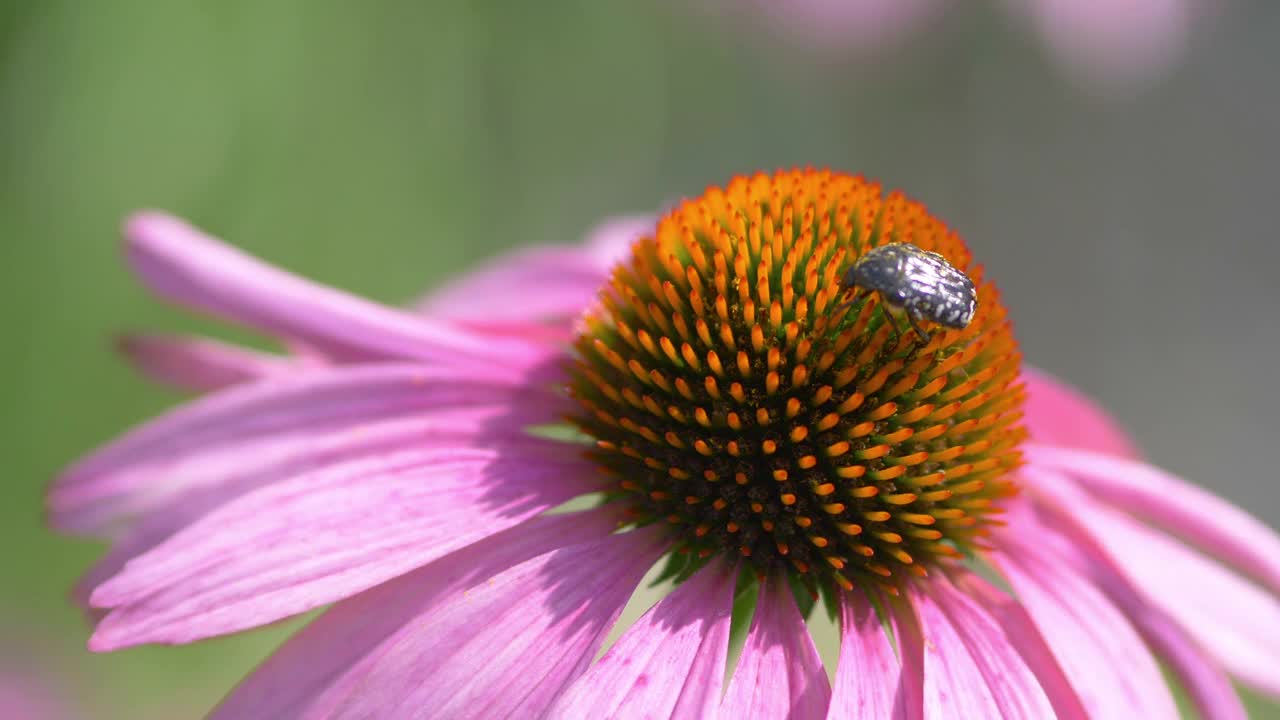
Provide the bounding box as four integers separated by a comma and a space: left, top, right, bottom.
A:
906, 310, 932, 344
879, 297, 902, 342
832, 289, 869, 319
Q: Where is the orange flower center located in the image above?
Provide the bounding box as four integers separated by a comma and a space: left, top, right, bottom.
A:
569, 169, 1024, 595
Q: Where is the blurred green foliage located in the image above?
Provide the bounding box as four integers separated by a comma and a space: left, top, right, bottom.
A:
1, 1, 1275, 717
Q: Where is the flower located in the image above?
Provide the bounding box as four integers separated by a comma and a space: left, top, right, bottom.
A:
711, 0, 1204, 94
0, 678, 74, 720
0, 635, 82, 720
53, 169, 1278, 718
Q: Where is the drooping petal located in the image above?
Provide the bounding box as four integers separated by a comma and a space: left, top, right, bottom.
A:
118, 333, 301, 391
984, 526, 1174, 719
1026, 467, 1249, 720
88, 442, 600, 649
547, 560, 737, 720
1026, 443, 1280, 595
1121, 600, 1248, 720
1103, 514, 1280, 696
722, 577, 830, 720
894, 573, 1056, 720
1020, 367, 1140, 458
50, 363, 565, 535
1024, 476, 1280, 697
826, 589, 905, 720
214, 511, 655, 720
949, 572, 1089, 720
71, 407, 518, 608
124, 211, 549, 370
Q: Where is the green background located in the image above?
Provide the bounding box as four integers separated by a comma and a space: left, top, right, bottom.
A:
2, 2, 1277, 717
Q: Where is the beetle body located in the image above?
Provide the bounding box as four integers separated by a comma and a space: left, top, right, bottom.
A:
838, 242, 976, 341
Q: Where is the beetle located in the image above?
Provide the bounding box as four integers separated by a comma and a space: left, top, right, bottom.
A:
834, 242, 976, 343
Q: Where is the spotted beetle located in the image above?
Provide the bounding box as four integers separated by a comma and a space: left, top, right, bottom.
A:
835, 242, 976, 343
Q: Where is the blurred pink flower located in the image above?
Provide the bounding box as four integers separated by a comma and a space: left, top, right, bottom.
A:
1003, 0, 1198, 92
52, 171, 1277, 718
719, 0, 1203, 92
0, 668, 78, 720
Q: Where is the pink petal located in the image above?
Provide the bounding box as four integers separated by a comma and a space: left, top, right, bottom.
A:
827, 589, 905, 720
415, 245, 607, 324
417, 215, 651, 322
409, 215, 651, 345
71, 406, 518, 608
88, 442, 599, 649
1026, 468, 1249, 720
449, 319, 577, 346
118, 333, 301, 391
1111, 522, 1280, 697
895, 573, 1056, 719
1031, 481, 1280, 697
1026, 443, 1280, 595
124, 211, 548, 370
214, 511, 655, 720
1121, 602, 1248, 720
50, 363, 563, 535
949, 573, 1089, 720
548, 560, 737, 720
722, 576, 831, 720
581, 214, 653, 269
985, 529, 1175, 718
1020, 367, 1141, 459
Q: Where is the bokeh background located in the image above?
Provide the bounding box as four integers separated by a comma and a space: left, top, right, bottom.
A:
2, 1, 1278, 717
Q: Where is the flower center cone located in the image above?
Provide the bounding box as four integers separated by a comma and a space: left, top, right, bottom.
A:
569, 169, 1025, 597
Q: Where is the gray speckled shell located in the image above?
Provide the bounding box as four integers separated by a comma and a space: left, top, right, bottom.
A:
842, 243, 976, 329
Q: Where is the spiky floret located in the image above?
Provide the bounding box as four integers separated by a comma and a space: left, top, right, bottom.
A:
568, 169, 1025, 595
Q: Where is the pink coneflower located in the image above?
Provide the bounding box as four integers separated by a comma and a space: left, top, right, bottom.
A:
53, 169, 1278, 718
